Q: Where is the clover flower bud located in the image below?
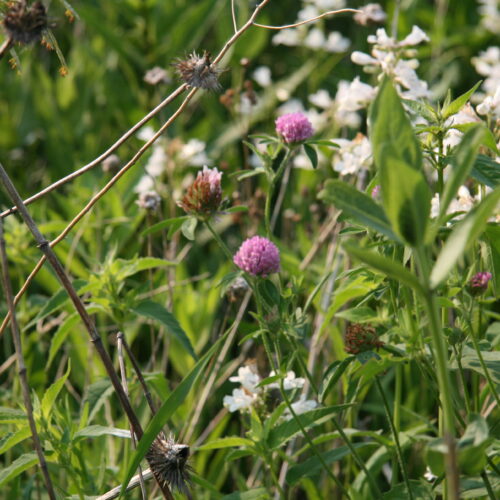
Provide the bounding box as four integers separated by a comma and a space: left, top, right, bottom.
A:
344, 323, 384, 355
468, 271, 492, 296
233, 236, 280, 277
275, 112, 314, 144
178, 166, 222, 218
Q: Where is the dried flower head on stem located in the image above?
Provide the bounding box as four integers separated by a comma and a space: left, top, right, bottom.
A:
174, 51, 222, 91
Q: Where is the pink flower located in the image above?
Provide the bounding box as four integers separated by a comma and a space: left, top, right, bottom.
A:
468, 271, 492, 295
233, 236, 280, 277
178, 166, 222, 217
275, 113, 314, 143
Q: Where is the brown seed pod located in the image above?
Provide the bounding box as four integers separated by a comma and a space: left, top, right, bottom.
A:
3, 1, 47, 45
174, 51, 222, 91
146, 434, 192, 494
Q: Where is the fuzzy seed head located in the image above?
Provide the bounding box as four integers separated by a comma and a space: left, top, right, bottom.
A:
174, 51, 222, 90
146, 434, 192, 494
137, 190, 161, 211
3, 1, 47, 45
233, 236, 280, 277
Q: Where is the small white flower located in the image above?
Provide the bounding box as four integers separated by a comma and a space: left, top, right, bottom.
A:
284, 395, 318, 420
277, 99, 304, 115
145, 145, 167, 177
272, 28, 300, 47
351, 51, 378, 66
223, 388, 257, 412
179, 139, 208, 166
354, 4, 387, 26
137, 126, 155, 142
304, 28, 325, 50
134, 174, 155, 194
335, 77, 376, 113
229, 366, 261, 393
312, 0, 346, 9
253, 66, 272, 87
308, 89, 333, 109
424, 466, 437, 482
400, 26, 430, 46
325, 32, 350, 53
333, 135, 372, 175
477, 87, 500, 119
269, 370, 306, 390
298, 5, 319, 21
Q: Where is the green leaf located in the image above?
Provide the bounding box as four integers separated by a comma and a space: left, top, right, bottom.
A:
305, 139, 339, 148
267, 404, 352, 450
221, 488, 269, 500
41, 361, 71, 419
335, 307, 378, 323
343, 243, 424, 296
303, 143, 318, 169
286, 443, 370, 485
225, 206, 249, 213
402, 99, 437, 123
119, 331, 229, 497
319, 356, 355, 404
74, 425, 131, 441
0, 452, 39, 487
0, 407, 27, 423
471, 155, 500, 188
439, 125, 486, 221
140, 216, 189, 237
319, 180, 397, 240
369, 76, 430, 246
382, 480, 433, 499
430, 186, 500, 288
196, 437, 254, 451
441, 81, 481, 119
133, 300, 197, 360
451, 123, 498, 153
181, 216, 198, 240
0, 427, 31, 454
112, 257, 175, 281
451, 345, 500, 384
47, 313, 79, 367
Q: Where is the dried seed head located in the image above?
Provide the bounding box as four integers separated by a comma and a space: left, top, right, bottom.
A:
174, 51, 222, 91
137, 190, 162, 211
3, 1, 47, 45
146, 434, 192, 494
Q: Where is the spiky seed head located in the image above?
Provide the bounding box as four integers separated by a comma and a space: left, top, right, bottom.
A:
3, 1, 47, 45
146, 434, 192, 494
174, 51, 222, 91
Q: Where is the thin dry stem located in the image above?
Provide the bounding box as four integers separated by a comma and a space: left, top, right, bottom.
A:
96, 468, 154, 500
0, 37, 13, 59
0, 163, 174, 500
231, 0, 238, 32
0, 219, 57, 500
117, 332, 147, 500
0, 84, 187, 219
253, 8, 361, 30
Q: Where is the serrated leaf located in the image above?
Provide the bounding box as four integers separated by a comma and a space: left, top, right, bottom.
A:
441, 81, 481, 120
133, 300, 196, 360
196, 437, 254, 451
73, 425, 131, 441
41, 361, 71, 419
369, 77, 430, 246
303, 143, 318, 168
0, 452, 39, 487
430, 187, 500, 288
319, 180, 397, 240
471, 155, 500, 188
343, 243, 424, 296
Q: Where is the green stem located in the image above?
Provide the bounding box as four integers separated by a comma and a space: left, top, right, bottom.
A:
261, 332, 350, 498
205, 219, 234, 262
480, 471, 497, 500
392, 364, 402, 486
264, 148, 292, 238
452, 344, 472, 415
375, 376, 413, 500
414, 245, 459, 500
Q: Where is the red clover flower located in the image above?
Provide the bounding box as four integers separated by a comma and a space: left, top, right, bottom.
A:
275, 112, 314, 144
345, 323, 384, 355
468, 271, 492, 296
178, 166, 222, 218
233, 236, 280, 277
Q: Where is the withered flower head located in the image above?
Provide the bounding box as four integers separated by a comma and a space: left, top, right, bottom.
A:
137, 190, 161, 211
174, 51, 222, 91
146, 434, 192, 494
3, 1, 47, 45
144, 66, 171, 86
345, 323, 384, 355
178, 166, 222, 218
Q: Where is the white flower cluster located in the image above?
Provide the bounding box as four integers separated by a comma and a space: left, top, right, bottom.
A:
332, 134, 372, 176
478, 0, 500, 35
351, 25, 430, 100
472, 47, 500, 120
272, 0, 351, 53
223, 365, 317, 419
134, 126, 209, 195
